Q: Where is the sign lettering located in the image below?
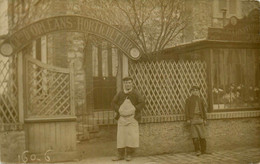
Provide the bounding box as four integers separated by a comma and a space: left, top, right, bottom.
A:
0, 15, 142, 60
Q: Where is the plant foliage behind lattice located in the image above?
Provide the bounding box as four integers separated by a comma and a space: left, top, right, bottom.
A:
129, 60, 208, 117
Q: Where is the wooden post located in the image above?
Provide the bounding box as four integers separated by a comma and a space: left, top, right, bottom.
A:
18, 52, 24, 123
116, 50, 122, 92
207, 48, 213, 112
98, 45, 102, 77
70, 61, 76, 116
108, 43, 112, 77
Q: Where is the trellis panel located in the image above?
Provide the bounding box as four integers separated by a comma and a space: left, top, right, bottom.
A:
129, 60, 208, 119
0, 55, 19, 123
26, 57, 74, 118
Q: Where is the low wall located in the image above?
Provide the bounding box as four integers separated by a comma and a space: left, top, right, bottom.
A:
0, 124, 25, 163
79, 111, 260, 158
138, 117, 260, 156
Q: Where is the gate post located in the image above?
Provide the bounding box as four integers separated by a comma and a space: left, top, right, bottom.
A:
70, 60, 76, 116
18, 52, 24, 123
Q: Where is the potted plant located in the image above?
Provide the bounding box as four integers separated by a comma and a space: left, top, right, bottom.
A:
212, 87, 225, 109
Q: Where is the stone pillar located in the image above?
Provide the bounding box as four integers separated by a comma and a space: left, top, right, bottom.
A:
67, 32, 86, 121
84, 42, 94, 114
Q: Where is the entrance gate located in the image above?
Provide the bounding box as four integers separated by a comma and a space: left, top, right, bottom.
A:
24, 56, 77, 161
0, 15, 142, 162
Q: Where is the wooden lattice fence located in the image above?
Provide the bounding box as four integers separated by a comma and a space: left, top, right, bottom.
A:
129, 60, 208, 122
0, 55, 19, 123
26, 57, 74, 118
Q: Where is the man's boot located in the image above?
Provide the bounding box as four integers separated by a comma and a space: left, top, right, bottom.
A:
192, 138, 201, 156
125, 147, 135, 161
200, 138, 210, 154
112, 148, 125, 161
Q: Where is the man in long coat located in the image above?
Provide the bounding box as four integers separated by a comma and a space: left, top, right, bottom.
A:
111, 77, 145, 161
185, 85, 208, 156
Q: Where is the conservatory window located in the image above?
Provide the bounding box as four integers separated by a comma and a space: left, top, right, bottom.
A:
212, 49, 260, 110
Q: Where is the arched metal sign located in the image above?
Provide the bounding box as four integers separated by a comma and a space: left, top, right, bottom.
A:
0, 15, 143, 60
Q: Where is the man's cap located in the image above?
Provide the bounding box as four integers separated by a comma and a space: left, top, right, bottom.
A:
190, 85, 200, 91
122, 76, 133, 81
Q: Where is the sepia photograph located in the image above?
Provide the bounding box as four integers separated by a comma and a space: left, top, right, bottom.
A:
0, 0, 259, 163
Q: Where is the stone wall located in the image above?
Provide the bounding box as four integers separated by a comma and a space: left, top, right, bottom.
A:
206, 118, 260, 150
0, 130, 25, 163
138, 117, 260, 156
79, 117, 260, 157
